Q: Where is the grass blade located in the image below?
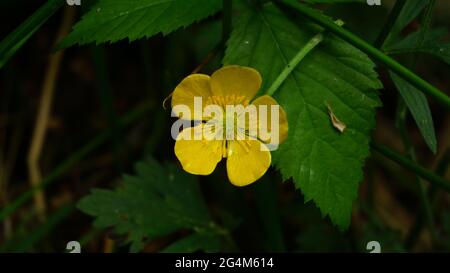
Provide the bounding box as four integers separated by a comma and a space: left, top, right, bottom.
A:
0, 102, 154, 222
391, 72, 437, 153
0, 0, 65, 69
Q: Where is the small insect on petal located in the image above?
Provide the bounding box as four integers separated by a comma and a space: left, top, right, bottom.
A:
327, 103, 346, 133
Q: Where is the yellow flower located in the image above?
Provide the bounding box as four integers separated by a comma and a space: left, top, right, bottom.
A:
172, 65, 288, 186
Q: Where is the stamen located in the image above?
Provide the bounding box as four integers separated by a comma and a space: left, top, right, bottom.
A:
222, 140, 227, 158
205, 95, 253, 141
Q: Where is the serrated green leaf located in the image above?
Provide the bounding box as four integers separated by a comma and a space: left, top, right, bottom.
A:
385, 27, 447, 52
384, 0, 429, 48
390, 72, 437, 153
77, 158, 224, 252
224, 2, 382, 229
385, 28, 450, 66
59, 0, 222, 48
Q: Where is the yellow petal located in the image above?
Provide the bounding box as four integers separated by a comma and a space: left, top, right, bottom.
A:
251, 95, 288, 145
175, 124, 223, 175
171, 74, 212, 120
210, 65, 262, 101
226, 140, 271, 186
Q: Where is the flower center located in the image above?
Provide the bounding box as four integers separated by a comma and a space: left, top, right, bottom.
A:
223, 111, 241, 140
206, 95, 251, 140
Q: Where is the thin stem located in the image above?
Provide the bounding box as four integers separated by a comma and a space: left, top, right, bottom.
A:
395, 101, 438, 245
267, 33, 323, 96
0, 0, 65, 69
374, 0, 407, 48
370, 142, 450, 193
274, 0, 450, 110
266, 20, 344, 96
27, 7, 76, 221
0, 102, 154, 222
389, 0, 439, 249
262, 19, 342, 252
405, 149, 450, 250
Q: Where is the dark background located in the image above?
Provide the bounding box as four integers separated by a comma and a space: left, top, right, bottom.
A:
0, 0, 450, 252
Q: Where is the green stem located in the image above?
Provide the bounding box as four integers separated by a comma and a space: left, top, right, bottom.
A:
390, 1, 438, 248
395, 100, 438, 245
266, 20, 344, 96
374, 0, 407, 48
405, 148, 450, 250
399, 0, 438, 248
274, 0, 450, 110
0, 102, 154, 222
0, 0, 65, 69
258, 19, 346, 253
266, 33, 322, 96
371, 142, 450, 193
